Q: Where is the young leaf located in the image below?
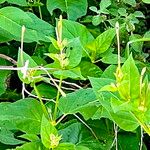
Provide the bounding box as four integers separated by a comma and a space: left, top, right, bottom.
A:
17, 49, 39, 84
47, 0, 88, 20
123, 0, 136, 7
120, 54, 140, 100
62, 19, 94, 46
16, 141, 45, 150
99, 0, 111, 13
41, 115, 59, 149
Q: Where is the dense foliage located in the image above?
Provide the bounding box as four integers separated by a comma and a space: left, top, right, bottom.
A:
0, 0, 150, 149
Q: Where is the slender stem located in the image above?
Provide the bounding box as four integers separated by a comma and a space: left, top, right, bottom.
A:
114, 123, 118, 150
22, 83, 25, 99
34, 84, 49, 119
126, 38, 150, 58
38, 0, 42, 19
115, 22, 121, 69
140, 127, 143, 150
0, 54, 17, 65
56, 114, 67, 125
53, 76, 63, 121
74, 114, 98, 140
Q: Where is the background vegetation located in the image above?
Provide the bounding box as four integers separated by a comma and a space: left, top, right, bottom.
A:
0, 0, 150, 149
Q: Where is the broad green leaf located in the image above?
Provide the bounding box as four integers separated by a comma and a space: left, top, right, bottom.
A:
62, 19, 94, 46
100, 0, 111, 12
92, 15, 103, 26
0, 7, 54, 43
129, 34, 143, 52
66, 38, 83, 68
0, 7, 38, 42
0, 98, 43, 134
26, 12, 54, 42
89, 77, 139, 131
55, 143, 76, 150
123, 0, 136, 7
2, 0, 27, 5
0, 59, 10, 95
58, 88, 97, 117
79, 60, 103, 78
120, 54, 140, 100
101, 54, 126, 64
142, 0, 150, 4
59, 120, 114, 150
118, 132, 146, 150
0, 128, 24, 145
16, 141, 45, 150
95, 28, 115, 54
47, 0, 88, 20
87, 28, 115, 61
0, 28, 13, 42
19, 134, 39, 142
32, 83, 57, 99
41, 115, 58, 149
53, 67, 85, 80
101, 65, 117, 80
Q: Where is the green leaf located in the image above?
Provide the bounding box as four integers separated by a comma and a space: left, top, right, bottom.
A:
101, 54, 126, 64
26, 12, 54, 42
19, 134, 39, 142
118, 132, 143, 150
123, 0, 136, 7
79, 60, 103, 78
101, 65, 117, 80
4, 0, 27, 6
99, 0, 111, 12
0, 59, 10, 96
142, 0, 150, 4
58, 88, 97, 116
129, 34, 143, 52
95, 28, 115, 54
53, 67, 85, 80
17, 49, 39, 84
62, 19, 94, 46
120, 54, 140, 100
55, 143, 76, 150
59, 120, 114, 150
0, 128, 24, 145
92, 15, 103, 26
66, 38, 83, 68
89, 77, 139, 131
87, 28, 115, 61
0, 98, 43, 134
32, 83, 57, 99
0, 7, 54, 43
47, 0, 88, 20
41, 115, 58, 149
16, 141, 45, 150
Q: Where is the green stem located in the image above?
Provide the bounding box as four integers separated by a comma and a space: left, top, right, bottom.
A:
125, 38, 150, 58
34, 84, 49, 119
53, 76, 63, 121
38, 0, 42, 19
